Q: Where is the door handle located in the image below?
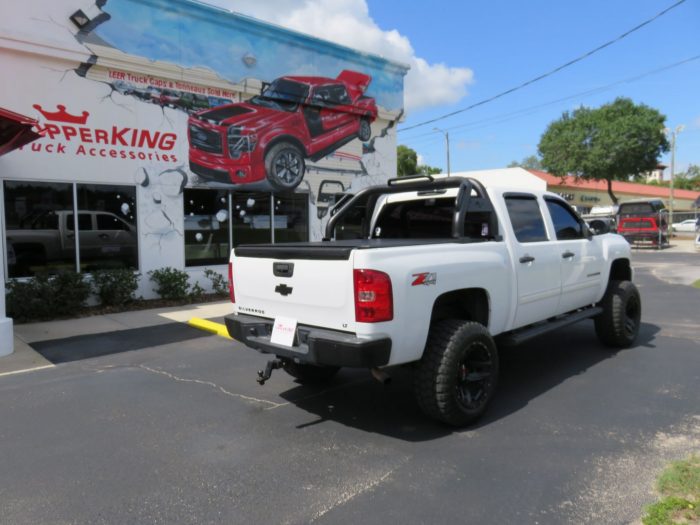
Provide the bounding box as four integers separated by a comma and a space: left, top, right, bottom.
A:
519, 255, 535, 264
99, 233, 109, 240
562, 251, 575, 259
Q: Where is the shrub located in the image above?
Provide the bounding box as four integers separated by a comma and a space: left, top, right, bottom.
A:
6, 271, 90, 322
189, 281, 206, 302
148, 267, 190, 300
91, 269, 140, 306
51, 271, 91, 315
204, 268, 228, 296
6, 276, 51, 322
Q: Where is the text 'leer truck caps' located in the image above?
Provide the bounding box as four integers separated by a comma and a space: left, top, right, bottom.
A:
224, 175, 641, 426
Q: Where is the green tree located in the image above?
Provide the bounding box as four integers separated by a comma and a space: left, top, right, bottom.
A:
674, 164, 700, 190
397, 144, 418, 176
507, 155, 543, 170
417, 164, 442, 176
397, 145, 441, 177
538, 97, 670, 204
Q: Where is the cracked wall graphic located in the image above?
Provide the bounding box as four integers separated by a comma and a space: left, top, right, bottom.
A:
0, 0, 406, 294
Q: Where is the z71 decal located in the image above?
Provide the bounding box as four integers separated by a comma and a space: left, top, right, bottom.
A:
412, 272, 437, 286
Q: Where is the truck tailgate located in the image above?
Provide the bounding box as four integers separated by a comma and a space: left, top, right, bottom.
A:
232, 249, 356, 332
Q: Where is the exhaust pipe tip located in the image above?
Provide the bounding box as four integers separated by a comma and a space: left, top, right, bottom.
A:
371, 367, 391, 385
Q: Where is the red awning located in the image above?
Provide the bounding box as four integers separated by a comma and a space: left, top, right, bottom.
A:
0, 106, 44, 157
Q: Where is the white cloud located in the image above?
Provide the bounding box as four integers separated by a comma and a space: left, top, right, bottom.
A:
204, 0, 473, 112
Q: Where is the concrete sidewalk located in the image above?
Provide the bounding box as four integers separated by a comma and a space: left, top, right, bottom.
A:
1, 300, 233, 377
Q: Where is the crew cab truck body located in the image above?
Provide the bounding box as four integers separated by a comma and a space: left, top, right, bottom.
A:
225, 176, 641, 426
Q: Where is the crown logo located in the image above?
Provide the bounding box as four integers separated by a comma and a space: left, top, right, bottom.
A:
33, 104, 89, 125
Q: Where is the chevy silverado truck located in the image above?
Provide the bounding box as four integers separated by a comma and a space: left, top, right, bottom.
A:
225, 175, 641, 426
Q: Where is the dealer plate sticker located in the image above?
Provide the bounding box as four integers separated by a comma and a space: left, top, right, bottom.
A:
271, 316, 297, 347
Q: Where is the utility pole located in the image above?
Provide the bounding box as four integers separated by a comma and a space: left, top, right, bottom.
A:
433, 127, 450, 176
666, 125, 684, 228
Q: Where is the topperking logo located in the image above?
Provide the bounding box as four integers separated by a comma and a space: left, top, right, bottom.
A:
22, 104, 179, 163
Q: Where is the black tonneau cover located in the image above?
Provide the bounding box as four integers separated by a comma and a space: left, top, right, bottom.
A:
234, 238, 466, 261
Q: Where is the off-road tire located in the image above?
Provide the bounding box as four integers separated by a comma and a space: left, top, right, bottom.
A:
594, 280, 641, 348
414, 320, 499, 427
264, 141, 306, 192
281, 359, 339, 384
358, 117, 371, 142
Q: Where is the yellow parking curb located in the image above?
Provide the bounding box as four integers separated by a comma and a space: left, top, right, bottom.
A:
188, 318, 233, 339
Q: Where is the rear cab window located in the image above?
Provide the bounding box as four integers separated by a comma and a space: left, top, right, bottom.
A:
371, 193, 498, 241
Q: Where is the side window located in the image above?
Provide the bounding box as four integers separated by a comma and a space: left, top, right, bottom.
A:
66, 213, 93, 231
504, 196, 548, 243
545, 199, 584, 240
332, 85, 351, 105
312, 87, 331, 105
97, 213, 129, 231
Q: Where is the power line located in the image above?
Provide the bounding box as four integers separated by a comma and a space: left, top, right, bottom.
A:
399, 54, 700, 146
398, 0, 688, 133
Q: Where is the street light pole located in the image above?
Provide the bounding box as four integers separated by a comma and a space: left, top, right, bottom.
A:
433, 127, 450, 176
666, 125, 684, 228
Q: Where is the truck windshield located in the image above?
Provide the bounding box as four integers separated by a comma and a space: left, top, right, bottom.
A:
250, 79, 309, 112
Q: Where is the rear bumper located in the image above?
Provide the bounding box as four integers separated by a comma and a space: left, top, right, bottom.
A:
225, 313, 391, 368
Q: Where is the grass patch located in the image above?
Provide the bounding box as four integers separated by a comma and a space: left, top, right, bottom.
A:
692, 279, 700, 289
642, 455, 700, 524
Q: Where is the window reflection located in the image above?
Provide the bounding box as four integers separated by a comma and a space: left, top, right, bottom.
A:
274, 193, 309, 242
184, 189, 230, 266
76, 184, 138, 271
231, 192, 271, 247
4, 181, 75, 277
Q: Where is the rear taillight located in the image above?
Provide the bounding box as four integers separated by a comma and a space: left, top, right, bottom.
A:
228, 262, 235, 303
353, 269, 393, 323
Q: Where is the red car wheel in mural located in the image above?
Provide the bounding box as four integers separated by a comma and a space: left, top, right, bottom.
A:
187, 70, 377, 192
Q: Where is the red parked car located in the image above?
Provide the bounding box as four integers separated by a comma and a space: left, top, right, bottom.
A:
616, 199, 669, 248
187, 70, 377, 191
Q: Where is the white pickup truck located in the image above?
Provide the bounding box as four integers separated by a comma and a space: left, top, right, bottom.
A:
224, 175, 641, 426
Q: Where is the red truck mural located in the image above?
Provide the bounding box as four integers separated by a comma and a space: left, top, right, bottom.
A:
187, 70, 377, 191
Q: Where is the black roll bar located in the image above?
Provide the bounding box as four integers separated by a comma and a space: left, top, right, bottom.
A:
324, 176, 488, 240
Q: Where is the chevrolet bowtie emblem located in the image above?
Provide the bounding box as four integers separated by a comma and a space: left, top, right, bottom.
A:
275, 284, 293, 296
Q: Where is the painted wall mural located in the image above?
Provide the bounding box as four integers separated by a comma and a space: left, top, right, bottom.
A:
0, 0, 406, 293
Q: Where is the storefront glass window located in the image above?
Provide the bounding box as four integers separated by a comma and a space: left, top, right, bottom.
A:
184, 188, 230, 266
273, 193, 309, 242
76, 184, 138, 271
181, 189, 309, 264
4, 181, 75, 277
231, 192, 271, 247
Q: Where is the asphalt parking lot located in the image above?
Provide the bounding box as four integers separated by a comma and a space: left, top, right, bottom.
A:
1, 251, 698, 524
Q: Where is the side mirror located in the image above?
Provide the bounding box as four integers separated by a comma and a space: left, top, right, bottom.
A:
587, 219, 611, 236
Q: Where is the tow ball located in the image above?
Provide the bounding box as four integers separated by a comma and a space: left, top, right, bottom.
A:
257, 358, 283, 385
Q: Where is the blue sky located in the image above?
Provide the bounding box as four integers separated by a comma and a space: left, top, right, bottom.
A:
367, 0, 700, 176
95, 0, 407, 110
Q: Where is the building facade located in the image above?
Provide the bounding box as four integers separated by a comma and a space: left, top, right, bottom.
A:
0, 0, 408, 299
528, 169, 700, 215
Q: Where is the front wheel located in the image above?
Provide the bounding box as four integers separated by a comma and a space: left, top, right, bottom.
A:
414, 320, 499, 427
264, 142, 306, 192
280, 359, 339, 384
594, 280, 641, 348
